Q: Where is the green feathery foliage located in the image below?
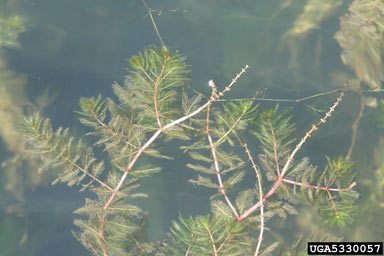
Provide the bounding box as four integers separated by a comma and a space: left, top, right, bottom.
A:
253, 107, 296, 182
185, 101, 259, 198
22, 112, 105, 190
185, 102, 358, 253
334, 0, 384, 89
299, 157, 358, 227
73, 171, 150, 256
22, 46, 192, 255
161, 214, 255, 256
279, 232, 342, 256
0, 1, 26, 48
252, 107, 358, 226
113, 47, 189, 137
21, 44, 358, 256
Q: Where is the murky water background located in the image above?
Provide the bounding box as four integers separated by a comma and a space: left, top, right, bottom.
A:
0, 0, 383, 255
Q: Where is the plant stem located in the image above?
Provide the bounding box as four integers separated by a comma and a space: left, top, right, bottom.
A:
98, 65, 249, 255
346, 93, 365, 160
239, 93, 345, 221
141, 0, 166, 48
244, 144, 264, 256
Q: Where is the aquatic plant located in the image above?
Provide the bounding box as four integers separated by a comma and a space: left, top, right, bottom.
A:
19, 1, 361, 256
0, 0, 26, 48
21, 44, 358, 255
284, 0, 342, 37
333, 0, 384, 160
335, 0, 384, 90
0, 0, 51, 217
278, 0, 342, 70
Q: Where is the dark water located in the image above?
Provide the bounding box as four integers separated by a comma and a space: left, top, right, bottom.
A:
1, 0, 383, 255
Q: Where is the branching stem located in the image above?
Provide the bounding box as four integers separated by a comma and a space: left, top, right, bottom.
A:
98, 65, 249, 255
239, 92, 345, 221
30, 124, 113, 192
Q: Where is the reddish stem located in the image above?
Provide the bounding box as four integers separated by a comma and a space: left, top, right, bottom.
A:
98, 66, 249, 255
239, 93, 345, 221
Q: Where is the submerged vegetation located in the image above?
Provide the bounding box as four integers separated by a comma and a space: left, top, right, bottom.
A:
0, 0, 25, 49
335, 0, 384, 90
0, 0, 381, 255
22, 45, 358, 255
22, 4, 368, 250
0, 0, 48, 216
